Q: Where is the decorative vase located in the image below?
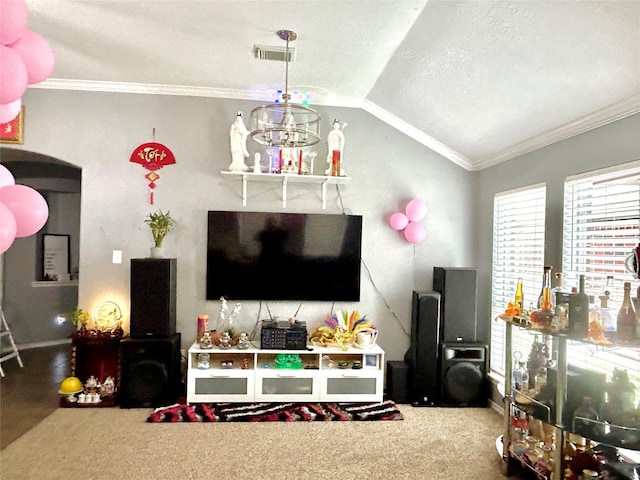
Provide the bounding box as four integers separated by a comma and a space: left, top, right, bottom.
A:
150, 247, 163, 258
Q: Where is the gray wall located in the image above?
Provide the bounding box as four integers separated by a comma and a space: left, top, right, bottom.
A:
475, 114, 640, 348
2, 88, 478, 362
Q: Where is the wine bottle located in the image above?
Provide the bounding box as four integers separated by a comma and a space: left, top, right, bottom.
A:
537, 265, 553, 308
550, 272, 568, 307
532, 268, 554, 328
616, 281, 636, 341
568, 275, 589, 338
597, 294, 616, 339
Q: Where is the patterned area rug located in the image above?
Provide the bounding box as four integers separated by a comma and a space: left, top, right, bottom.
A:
147, 400, 404, 423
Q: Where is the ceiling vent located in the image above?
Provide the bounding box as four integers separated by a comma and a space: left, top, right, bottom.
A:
254, 44, 295, 62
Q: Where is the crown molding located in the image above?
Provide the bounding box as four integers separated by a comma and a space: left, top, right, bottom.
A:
361, 99, 473, 170
29, 78, 362, 108
472, 94, 640, 171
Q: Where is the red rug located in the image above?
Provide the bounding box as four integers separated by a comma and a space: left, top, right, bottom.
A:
147, 400, 404, 423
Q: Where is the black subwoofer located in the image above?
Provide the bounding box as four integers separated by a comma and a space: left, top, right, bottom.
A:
130, 258, 177, 337
386, 361, 411, 404
440, 343, 488, 407
119, 333, 182, 408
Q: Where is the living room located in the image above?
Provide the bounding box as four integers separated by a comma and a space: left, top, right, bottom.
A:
1, 2, 639, 479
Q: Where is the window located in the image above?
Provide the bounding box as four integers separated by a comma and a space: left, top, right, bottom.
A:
491, 184, 546, 376
562, 160, 640, 383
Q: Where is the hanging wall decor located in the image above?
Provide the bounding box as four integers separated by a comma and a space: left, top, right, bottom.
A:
129, 129, 176, 204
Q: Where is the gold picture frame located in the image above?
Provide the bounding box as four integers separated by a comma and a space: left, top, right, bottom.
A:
0, 106, 24, 145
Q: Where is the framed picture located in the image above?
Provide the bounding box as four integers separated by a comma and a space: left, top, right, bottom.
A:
42, 234, 70, 281
0, 106, 24, 145
363, 354, 380, 369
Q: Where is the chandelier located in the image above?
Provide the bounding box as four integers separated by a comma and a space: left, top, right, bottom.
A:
250, 30, 321, 148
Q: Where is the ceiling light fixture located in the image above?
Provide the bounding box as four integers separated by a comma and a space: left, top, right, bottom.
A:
250, 30, 321, 148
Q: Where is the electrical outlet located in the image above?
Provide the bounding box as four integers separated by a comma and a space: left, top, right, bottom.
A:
112, 250, 122, 264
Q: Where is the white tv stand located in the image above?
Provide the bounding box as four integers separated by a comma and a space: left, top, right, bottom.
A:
186, 342, 384, 403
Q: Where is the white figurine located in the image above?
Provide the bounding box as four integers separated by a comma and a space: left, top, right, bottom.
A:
228, 112, 250, 172
324, 119, 347, 176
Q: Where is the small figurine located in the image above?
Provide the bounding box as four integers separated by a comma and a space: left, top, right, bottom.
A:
219, 331, 232, 349
199, 331, 214, 349
102, 376, 115, 396
237, 332, 250, 349
197, 353, 210, 369
324, 119, 347, 176
228, 112, 250, 172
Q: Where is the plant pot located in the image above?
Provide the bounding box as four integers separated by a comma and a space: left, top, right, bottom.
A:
150, 247, 163, 258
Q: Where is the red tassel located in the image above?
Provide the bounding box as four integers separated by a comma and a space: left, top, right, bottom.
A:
150, 191, 154, 205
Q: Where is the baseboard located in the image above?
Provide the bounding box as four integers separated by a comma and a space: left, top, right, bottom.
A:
8, 338, 71, 352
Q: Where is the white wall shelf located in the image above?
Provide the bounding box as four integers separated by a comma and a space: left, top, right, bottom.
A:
221, 171, 351, 209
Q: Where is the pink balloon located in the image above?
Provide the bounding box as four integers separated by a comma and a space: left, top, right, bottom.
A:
0, 164, 16, 188
404, 222, 426, 244
0, 44, 28, 104
405, 198, 427, 222
0, 202, 17, 254
0, 97, 21, 123
0, 184, 49, 238
9, 29, 55, 84
0, 0, 28, 45
389, 212, 409, 231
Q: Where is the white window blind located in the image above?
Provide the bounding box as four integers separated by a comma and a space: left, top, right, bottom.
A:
562, 160, 640, 383
491, 184, 546, 376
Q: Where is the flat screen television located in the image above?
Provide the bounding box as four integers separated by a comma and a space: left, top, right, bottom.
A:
206, 211, 362, 301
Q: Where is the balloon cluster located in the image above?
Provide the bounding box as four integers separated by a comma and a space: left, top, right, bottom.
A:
0, 164, 48, 254
388, 198, 428, 244
0, 0, 55, 123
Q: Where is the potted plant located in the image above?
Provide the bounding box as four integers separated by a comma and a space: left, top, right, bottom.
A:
69, 306, 90, 333
145, 210, 175, 258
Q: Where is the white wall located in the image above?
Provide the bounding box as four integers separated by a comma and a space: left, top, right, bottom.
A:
6, 88, 478, 362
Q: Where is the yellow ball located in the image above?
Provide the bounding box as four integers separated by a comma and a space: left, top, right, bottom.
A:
58, 376, 83, 395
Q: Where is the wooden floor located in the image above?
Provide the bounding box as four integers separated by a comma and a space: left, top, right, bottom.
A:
0, 343, 71, 450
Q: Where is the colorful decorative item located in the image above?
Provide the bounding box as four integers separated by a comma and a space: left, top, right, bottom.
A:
129, 130, 176, 204
0, 0, 55, 123
0, 105, 23, 143
309, 310, 375, 350
387, 197, 427, 244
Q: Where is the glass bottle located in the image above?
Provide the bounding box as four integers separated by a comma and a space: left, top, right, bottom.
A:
572, 396, 602, 442
531, 268, 554, 328
551, 272, 567, 307
514, 277, 524, 314
537, 265, 553, 308
512, 354, 529, 392
616, 281, 636, 341
555, 290, 569, 332
527, 335, 546, 389
568, 274, 589, 339
597, 294, 616, 339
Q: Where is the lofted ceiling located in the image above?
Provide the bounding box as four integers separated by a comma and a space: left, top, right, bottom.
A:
23, 0, 640, 171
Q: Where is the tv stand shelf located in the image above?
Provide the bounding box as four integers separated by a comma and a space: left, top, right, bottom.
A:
221, 171, 351, 209
187, 342, 383, 403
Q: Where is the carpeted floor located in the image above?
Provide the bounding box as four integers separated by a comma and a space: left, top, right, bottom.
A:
0, 404, 506, 480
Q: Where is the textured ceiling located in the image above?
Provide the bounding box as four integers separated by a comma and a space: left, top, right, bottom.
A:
23, 0, 640, 170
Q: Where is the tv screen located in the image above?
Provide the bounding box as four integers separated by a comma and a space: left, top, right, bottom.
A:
206, 211, 362, 301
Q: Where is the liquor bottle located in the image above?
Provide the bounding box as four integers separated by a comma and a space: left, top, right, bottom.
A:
551, 272, 568, 307
512, 360, 529, 392
531, 268, 554, 328
633, 285, 640, 322
616, 281, 636, 341
514, 277, 524, 314
555, 290, 569, 332
568, 275, 589, 339
537, 265, 553, 308
597, 294, 616, 339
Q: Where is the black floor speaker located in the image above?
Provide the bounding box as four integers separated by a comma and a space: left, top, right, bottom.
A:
386, 361, 411, 404
433, 267, 484, 343
130, 258, 177, 337
440, 343, 488, 407
119, 333, 182, 408
405, 291, 441, 406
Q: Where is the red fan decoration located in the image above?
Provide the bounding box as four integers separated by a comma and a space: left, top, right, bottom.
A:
129, 131, 176, 204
